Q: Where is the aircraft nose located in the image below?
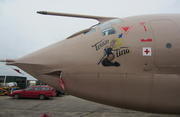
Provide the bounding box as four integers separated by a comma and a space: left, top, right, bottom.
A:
4, 40, 66, 91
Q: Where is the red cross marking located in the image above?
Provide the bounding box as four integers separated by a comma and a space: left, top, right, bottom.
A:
144, 49, 150, 54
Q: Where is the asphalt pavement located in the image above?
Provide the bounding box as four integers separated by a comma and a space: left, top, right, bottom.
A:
0, 95, 180, 117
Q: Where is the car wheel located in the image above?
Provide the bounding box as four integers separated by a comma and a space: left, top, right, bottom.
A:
39, 94, 45, 100
14, 94, 20, 99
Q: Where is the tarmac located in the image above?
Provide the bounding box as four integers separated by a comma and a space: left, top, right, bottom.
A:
0, 95, 180, 117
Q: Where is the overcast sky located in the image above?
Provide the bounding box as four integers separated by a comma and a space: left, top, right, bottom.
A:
1, 0, 180, 80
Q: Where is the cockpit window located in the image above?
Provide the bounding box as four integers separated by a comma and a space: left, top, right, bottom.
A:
109, 19, 123, 24
100, 22, 112, 29
102, 28, 117, 36
84, 28, 96, 35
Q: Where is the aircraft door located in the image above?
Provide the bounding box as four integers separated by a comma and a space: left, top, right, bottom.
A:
150, 20, 180, 67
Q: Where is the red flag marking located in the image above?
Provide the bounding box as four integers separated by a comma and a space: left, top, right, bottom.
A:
59, 78, 65, 91
13, 69, 23, 74
118, 26, 132, 35
141, 39, 152, 42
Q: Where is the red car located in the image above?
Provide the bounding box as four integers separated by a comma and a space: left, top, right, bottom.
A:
10, 85, 56, 100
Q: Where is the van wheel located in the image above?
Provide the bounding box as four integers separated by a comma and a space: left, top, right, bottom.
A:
14, 94, 20, 99
39, 94, 45, 100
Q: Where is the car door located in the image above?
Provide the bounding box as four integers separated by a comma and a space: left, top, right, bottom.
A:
32, 87, 40, 98
21, 87, 33, 98
41, 86, 50, 96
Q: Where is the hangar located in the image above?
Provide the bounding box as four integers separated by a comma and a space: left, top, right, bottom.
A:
0, 63, 37, 89
0, 76, 26, 89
